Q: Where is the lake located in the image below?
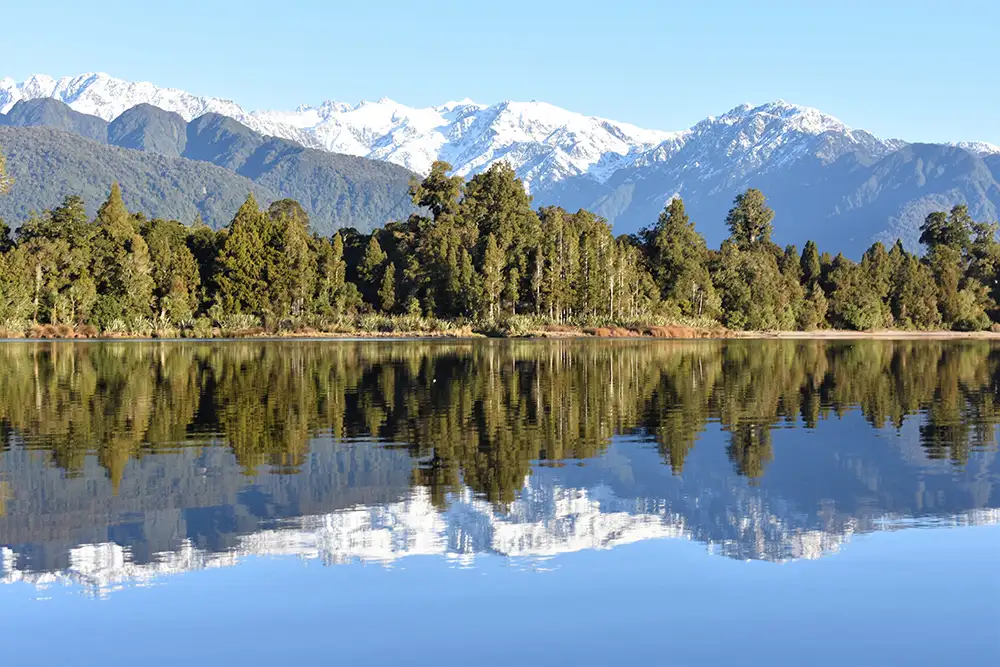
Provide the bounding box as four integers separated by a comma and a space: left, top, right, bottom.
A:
0, 339, 998, 666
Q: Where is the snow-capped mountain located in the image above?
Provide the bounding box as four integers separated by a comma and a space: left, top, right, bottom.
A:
3, 72, 999, 254
951, 140, 1000, 156
0, 73, 679, 188
0, 71, 911, 190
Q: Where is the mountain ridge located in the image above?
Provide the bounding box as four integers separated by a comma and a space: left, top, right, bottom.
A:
3, 72, 1000, 254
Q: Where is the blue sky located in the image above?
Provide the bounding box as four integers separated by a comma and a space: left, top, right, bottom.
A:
4, 0, 998, 144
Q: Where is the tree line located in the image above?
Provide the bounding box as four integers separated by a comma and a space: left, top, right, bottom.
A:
1, 156, 999, 333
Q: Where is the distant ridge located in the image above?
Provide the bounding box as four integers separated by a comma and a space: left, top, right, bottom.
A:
3, 72, 1000, 253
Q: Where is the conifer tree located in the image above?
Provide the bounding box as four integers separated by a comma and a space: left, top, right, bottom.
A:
643, 197, 719, 318
379, 263, 396, 313
482, 234, 504, 319
891, 255, 942, 329
725, 188, 774, 249
90, 184, 154, 322
215, 194, 270, 315
143, 219, 200, 323
800, 240, 821, 288
360, 234, 387, 284
410, 161, 463, 218
316, 232, 348, 315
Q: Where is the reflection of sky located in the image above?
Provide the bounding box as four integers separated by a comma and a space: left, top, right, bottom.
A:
1, 524, 998, 666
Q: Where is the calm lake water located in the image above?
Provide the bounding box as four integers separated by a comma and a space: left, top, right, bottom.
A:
1, 339, 998, 665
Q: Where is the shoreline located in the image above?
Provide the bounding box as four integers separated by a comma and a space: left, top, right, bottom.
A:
3, 326, 1000, 342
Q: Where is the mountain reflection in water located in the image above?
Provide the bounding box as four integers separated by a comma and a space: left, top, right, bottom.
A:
0, 339, 998, 594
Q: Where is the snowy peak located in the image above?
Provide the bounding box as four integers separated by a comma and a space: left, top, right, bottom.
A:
952, 140, 1000, 156
1, 72, 993, 195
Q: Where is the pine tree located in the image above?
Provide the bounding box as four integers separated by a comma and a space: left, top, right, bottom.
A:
725, 188, 774, 249
360, 234, 387, 284
800, 240, 821, 288
643, 197, 719, 317
409, 161, 463, 219
316, 232, 348, 315
482, 233, 504, 319
379, 263, 396, 313
215, 194, 270, 315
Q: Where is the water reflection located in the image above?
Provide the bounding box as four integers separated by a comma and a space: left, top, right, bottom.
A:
1, 340, 998, 593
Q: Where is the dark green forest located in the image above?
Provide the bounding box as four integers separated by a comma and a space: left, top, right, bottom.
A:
1, 153, 999, 335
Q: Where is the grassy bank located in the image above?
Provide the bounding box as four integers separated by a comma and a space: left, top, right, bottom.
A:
4, 313, 1000, 341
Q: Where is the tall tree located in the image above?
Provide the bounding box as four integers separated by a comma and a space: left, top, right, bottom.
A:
142, 219, 200, 323
642, 197, 719, 318
91, 184, 154, 322
379, 263, 397, 313
800, 240, 822, 288
481, 234, 504, 319
215, 194, 271, 315
725, 188, 774, 249
410, 161, 463, 219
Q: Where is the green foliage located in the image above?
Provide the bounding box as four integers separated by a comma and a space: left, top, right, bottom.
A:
1, 166, 998, 335
0, 123, 416, 236
800, 240, 821, 288
725, 188, 775, 250
641, 198, 720, 318
827, 256, 891, 330
215, 194, 271, 315
378, 263, 396, 313
712, 242, 795, 330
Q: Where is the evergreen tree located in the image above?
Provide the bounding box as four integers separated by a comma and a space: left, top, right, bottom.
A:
379, 263, 397, 313
481, 233, 504, 319
725, 188, 774, 249
90, 184, 154, 323
891, 255, 942, 329
827, 258, 890, 330
712, 241, 795, 330
800, 240, 821, 288
215, 194, 270, 316
315, 232, 348, 315
410, 161, 463, 218
359, 233, 388, 307
360, 234, 387, 284
271, 205, 317, 317
142, 219, 200, 323
642, 197, 719, 318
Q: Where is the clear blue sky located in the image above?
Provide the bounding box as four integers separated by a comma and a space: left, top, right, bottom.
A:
4, 0, 998, 144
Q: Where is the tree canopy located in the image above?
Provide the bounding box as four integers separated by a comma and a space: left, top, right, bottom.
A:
0, 166, 998, 335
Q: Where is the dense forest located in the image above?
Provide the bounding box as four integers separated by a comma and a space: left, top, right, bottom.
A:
0, 340, 995, 501
1, 150, 999, 335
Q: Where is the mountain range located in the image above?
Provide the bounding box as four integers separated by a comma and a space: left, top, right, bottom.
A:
2, 73, 1000, 255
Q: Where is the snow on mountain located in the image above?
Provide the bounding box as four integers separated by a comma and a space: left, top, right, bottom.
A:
951, 140, 1000, 156
1, 72, 994, 196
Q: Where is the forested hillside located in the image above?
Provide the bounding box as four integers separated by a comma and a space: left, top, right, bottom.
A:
0, 100, 418, 233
